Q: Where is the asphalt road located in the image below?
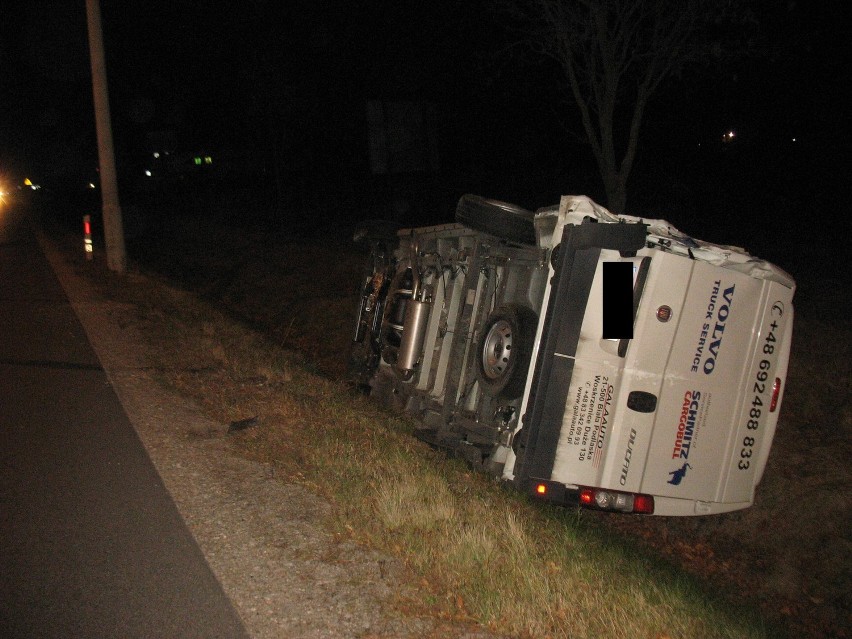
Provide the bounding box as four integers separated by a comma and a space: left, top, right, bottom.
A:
0, 202, 249, 638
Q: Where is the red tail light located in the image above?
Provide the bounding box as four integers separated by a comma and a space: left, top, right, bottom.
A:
632, 494, 655, 514
579, 487, 654, 514
770, 378, 782, 412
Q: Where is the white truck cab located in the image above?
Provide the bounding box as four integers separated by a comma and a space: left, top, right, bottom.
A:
349, 194, 795, 516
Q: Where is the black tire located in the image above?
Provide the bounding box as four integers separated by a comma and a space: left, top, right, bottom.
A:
477, 304, 538, 399
455, 194, 536, 245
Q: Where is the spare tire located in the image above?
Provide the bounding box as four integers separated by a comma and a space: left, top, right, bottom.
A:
477, 304, 538, 399
455, 194, 536, 245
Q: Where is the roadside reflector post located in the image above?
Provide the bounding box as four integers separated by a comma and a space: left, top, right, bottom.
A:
84, 215, 94, 260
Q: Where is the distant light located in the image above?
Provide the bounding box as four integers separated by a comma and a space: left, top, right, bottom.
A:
144, 170, 152, 177
194, 157, 202, 165
792, 138, 797, 142
722, 130, 736, 143
83, 214, 93, 260
153, 152, 160, 159
88, 182, 96, 189
204, 156, 212, 164
24, 178, 32, 186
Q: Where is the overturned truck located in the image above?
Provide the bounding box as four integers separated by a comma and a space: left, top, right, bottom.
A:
349, 195, 795, 516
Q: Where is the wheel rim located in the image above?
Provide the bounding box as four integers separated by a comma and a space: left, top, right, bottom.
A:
481, 319, 513, 381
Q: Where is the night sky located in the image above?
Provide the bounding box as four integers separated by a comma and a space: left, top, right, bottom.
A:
1, 1, 849, 276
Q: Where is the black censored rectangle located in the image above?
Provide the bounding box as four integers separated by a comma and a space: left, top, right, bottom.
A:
602, 262, 634, 339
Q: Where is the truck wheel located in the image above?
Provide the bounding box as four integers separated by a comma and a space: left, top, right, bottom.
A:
477, 305, 538, 399
455, 194, 536, 245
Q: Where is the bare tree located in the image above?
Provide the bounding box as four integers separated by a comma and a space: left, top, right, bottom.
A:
509, 0, 746, 213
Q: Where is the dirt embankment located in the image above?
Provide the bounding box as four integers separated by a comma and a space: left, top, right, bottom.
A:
103, 215, 851, 638
43, 229, 507, 639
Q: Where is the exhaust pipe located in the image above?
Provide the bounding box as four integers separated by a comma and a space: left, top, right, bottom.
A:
396, 298, 431, 374
392, 235, 432, 377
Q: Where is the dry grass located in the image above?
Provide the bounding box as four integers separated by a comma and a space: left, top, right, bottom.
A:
84, 259, 767, 639
72, 213, 849, 639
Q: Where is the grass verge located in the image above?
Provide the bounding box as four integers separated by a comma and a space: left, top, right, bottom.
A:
85, 249, 772, 639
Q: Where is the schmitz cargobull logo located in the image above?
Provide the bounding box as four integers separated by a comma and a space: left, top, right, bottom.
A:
671, 390, 702, 460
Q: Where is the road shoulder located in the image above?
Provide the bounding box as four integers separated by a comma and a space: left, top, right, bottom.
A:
38, 234, 499, 639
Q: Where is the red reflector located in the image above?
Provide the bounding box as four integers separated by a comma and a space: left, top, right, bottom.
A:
770, 378, 781, 412
579, 488, 594, 505
632, 494, 655, 514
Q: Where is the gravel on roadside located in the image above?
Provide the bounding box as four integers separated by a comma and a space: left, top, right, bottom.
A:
39, 235, 506, 639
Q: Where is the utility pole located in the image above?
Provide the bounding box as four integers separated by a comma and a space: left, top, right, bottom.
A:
85, 0, 126, 273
